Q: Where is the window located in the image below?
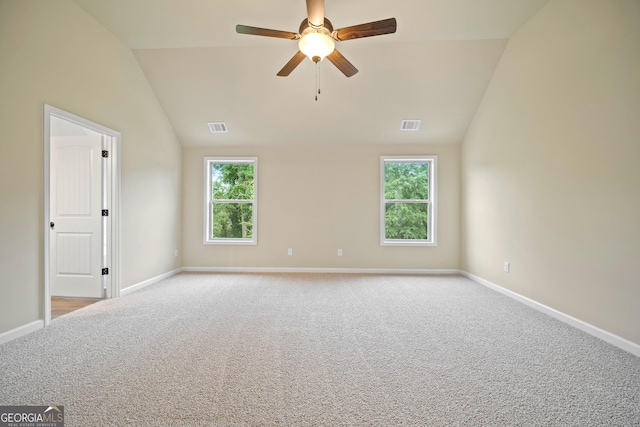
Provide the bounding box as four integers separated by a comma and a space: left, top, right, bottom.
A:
380, 156, 437, 246
204, 157, 257, 245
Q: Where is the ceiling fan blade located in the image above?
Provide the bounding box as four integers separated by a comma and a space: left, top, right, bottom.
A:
333, 18, 397, 41
326, 49, 358, 78
306, 0, 325, 28
277, 51, 308, 76
236, 25, 300, 40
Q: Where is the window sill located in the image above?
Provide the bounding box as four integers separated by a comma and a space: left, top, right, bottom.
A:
381, 240, 437, 247
204, 240, 257, 246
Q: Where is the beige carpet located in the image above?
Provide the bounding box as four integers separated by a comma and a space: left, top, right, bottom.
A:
1, 273, 639, 426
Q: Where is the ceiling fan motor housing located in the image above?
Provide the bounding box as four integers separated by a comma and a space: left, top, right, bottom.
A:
299, 18, 334, 34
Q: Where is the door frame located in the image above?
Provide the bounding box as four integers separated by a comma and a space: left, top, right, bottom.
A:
43, 104, 121, 326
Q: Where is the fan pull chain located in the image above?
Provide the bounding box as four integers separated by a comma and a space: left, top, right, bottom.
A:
311, 56, 323, 101
318, 61, 321, 96
315, 61, 319, 101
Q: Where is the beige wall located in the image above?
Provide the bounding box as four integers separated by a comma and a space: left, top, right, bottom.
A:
461, 0, 640, 344
0, 0, 182, 334
183, 144, 460, 270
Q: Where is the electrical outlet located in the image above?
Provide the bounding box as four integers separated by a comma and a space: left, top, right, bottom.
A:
504, 262, 510, 273
288, 248, 293, 256
174, 249, 179, 257
337, 249, 343, 256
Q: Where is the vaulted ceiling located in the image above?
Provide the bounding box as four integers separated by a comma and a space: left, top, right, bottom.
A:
73, 0, 549, 146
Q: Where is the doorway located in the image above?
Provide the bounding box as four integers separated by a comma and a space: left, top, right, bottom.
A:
43, 105, 120, 325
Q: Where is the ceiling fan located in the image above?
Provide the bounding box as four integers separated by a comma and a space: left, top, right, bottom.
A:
236, 0, 397, 78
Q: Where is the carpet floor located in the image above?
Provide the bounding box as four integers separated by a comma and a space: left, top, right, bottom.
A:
0, 273, 638, 426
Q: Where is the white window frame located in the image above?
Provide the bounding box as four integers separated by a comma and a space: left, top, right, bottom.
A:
380, 156, 437, 246
203, 157, 258, 245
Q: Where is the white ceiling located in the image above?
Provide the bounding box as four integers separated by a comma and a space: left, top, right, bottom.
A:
73, 0, 549, 147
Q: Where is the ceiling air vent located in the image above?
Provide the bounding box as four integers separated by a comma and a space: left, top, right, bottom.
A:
401, 120, 421, 131
208, 122, 228, 133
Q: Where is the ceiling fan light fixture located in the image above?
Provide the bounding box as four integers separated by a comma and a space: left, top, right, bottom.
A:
298, 28, 335, 61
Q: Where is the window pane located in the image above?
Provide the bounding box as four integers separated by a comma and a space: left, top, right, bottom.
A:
211, 163, 254, 200
211, 203, 253, 239
384, 162, 429, 200
385, 202, 428, 240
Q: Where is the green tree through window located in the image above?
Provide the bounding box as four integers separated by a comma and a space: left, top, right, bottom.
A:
381, 157, 436, 245
205, 158, 257, 244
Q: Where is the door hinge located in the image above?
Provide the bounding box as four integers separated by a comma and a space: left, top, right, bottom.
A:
102, 209, 109, 216
102, 150, 109, 158
102, 268, 109, 275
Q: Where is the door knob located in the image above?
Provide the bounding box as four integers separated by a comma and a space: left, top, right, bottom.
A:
50, 222, 55, 229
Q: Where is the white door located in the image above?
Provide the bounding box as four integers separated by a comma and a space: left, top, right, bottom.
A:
50, 135, 103, 298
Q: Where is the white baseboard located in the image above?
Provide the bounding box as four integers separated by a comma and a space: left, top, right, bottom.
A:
120, 268, 182, 296
0, 320, 44, 346
461, 271, 640, 358
182, 267, 462, 275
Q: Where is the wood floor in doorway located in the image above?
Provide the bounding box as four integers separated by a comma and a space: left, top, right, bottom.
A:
51, 297, 101, 319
